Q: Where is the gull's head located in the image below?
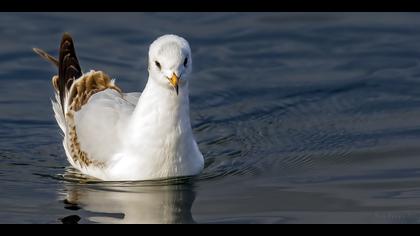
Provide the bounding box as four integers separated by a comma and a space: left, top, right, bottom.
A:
148, 34, 192, 95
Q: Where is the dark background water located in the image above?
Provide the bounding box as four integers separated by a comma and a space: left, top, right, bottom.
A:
2, 12, 420, 223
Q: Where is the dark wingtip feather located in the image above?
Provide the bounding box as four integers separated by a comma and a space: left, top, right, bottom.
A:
58, 33, 83, 112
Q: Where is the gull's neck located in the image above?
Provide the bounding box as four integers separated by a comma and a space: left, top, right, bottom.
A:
133, 76, 191, 128
125, 76, 193, 154
115, 76, 203, 179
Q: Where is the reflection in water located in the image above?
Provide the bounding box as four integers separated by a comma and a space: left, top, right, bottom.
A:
61, 178, 197, 224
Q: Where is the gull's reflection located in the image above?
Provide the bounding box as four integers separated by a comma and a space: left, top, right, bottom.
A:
60, 176, 197, 224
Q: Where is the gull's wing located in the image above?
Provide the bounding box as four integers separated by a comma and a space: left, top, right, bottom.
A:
72, 87, 136, 164
123, 92, 141, 105
34, 33, 134, 170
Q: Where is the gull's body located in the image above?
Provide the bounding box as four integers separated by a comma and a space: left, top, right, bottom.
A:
34, 33, 204, 181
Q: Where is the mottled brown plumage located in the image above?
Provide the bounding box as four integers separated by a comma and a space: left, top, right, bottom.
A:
65, 71, 120, 167
67, 71, 122, 112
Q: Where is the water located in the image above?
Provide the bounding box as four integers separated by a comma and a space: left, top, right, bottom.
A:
2, 12, 420, 223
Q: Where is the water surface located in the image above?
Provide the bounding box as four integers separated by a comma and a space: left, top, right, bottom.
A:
2, 13, 420, 223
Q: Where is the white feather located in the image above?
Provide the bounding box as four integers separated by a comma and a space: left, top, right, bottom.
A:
51, 93, 66, 133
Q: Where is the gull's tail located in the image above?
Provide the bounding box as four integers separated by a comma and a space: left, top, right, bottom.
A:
33, 33, 82, 132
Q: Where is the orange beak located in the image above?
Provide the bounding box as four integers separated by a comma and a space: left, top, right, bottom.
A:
169, 73, 179, 95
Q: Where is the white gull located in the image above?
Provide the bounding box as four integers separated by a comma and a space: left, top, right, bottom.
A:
34, 33, 204, 181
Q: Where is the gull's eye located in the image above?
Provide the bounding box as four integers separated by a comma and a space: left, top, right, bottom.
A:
183, 57, 188, 67
155, 61, 161, 70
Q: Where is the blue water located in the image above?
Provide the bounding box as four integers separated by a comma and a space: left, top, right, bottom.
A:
2, 12, 420, 223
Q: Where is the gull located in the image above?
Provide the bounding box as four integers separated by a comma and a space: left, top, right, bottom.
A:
33, 33, 204, 181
